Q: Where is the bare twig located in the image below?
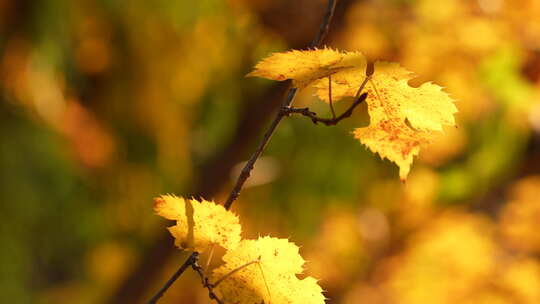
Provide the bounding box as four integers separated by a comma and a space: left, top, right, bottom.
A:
191, 258, 224, 304
283, 92, 368, 126
147, 252, 199, 304
224, 0, 337, 210
311, 0, 338, 47
223, 88, 297, 209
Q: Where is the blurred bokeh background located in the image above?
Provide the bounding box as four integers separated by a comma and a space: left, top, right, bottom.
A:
1, 0, 540, 303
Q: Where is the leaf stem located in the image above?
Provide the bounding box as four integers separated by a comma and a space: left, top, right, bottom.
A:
204, 244, 216, 273
257, 261, 272, 303
328, 75, 337, 119
211, 259, 260, 288
283, 92, 368, 126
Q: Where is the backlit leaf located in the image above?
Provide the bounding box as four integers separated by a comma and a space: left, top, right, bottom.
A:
212, 236, 325, 304
153, 195, 241, 252
247, 48, 365, 88
305, 54, 456, 180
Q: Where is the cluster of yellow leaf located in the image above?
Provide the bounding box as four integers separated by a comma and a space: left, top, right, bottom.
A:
154, 195, 324, 304
249, 48, 457, 180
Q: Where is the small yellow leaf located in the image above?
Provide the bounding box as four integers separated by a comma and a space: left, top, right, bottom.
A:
212, 236, 325, 304
153, 195, 241, 252
247, 48, 365, 88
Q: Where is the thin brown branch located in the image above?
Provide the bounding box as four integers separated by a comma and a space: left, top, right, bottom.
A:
224, 0, 337, 210
147, 252, 199, 304
192, 258, 224, 304
311, 0, 338, 47
283, 92, 368, 126
223, 87, 296, 209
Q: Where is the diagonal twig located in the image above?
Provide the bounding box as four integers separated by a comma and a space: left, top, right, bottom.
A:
147, 252, 199, 304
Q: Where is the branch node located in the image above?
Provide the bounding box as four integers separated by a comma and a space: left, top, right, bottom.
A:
192, 257, 224, 304
284, 92, 368, 126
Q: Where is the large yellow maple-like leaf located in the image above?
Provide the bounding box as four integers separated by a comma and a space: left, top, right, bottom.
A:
249, 49, 457, 180
315, 61, 457, 180
153, 195, 241, 252
247, 48, 365, 88
212, 236, 325, 304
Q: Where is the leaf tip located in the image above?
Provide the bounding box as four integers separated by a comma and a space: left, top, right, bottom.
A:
153, 196, 165, 211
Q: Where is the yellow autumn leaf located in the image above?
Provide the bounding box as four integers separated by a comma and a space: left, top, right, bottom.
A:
315, 60, 456, 180
212, 236, 325, 304
359, 67, 455, 180
153, 195, 241, 252
247, 48, 365, 88
354, 119, 429, 180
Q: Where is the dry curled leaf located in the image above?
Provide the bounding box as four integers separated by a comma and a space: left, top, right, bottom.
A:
154, 195, 241, 252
